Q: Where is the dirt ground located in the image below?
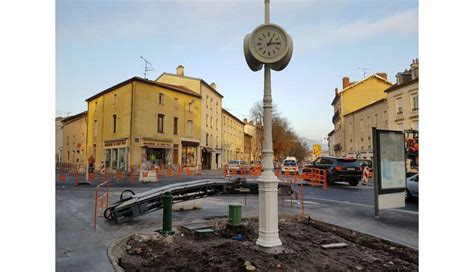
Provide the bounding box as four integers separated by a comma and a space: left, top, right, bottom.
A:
118, 216, 418, 271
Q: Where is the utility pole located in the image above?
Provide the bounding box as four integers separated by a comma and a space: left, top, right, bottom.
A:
140, 56, 154, 79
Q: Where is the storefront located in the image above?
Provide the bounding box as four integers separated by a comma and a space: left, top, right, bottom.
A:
141, 138, 173, 167
201, 147, 214, 170
104, 138, 128, 171
182, 140, 199, 167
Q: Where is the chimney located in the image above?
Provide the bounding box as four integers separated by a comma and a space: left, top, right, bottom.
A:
210, 82, 217, 90
335, 88, 338, 95
243, 118, 248, 123
176, 65, 184, 76
342, 77, 350, 89
410, 58, 419, 79
249, 120, 254, 125
376, 73, 388, 80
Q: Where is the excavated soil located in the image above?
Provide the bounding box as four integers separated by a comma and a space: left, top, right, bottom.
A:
118, 217, 418, 271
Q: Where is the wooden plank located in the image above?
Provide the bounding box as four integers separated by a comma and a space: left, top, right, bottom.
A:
320, 243, 348, 249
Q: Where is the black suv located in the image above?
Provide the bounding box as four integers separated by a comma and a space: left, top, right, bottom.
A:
303, 156, 362, 186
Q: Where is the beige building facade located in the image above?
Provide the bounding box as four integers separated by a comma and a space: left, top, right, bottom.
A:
385, 59, 419, 132
85, 77, 202, 172
243, 119, 262, 162
330, 74, 392, 157
222, 109, 245, 163
343, 99, 388, 160
61, 112, 87, 170
156, 66, 224, 169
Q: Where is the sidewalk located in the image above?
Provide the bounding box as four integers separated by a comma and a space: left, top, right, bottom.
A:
56, 186, 417, 271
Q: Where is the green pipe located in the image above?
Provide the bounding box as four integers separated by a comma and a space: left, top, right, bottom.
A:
160, 192, 174, 235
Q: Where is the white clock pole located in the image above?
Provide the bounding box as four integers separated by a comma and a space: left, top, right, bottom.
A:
256, 0, 282, 248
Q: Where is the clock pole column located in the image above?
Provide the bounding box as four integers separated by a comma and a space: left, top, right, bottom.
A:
256, 0, 282, 248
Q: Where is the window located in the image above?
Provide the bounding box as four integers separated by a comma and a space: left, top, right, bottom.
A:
112, 114, 117, 133
412, 121, 419, 130
210, 98, 213, 111
206, 96, 209, 108
360, 119, 364, 130
367, 116, 371, 127
216, 119, 219, 130
206, 133, 209, 146
210, 117, 213, 128
67, 136, 69, 146
173, 117, 178, 135
113, 93, 117, 105
216, 102, 219, 113
73, 135, 75, 144
93, 120, 98, 137
396, 97, 403, 115
383, 110, 388, 126
412, 95, 418, 111
94, 101, 98, 112
157, 114, 164, 133
206, 114, 209, 127
374, 114, 378, 126
186, 120, 193, 137
159, 93, 164, 105
216, 136, 219, 148
174, 98, 179, 110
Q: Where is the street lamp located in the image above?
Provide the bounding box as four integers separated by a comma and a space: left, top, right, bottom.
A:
243, 0, 293, 248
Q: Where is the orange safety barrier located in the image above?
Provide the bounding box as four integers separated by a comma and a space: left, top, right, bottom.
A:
59, 174, 66, 182
167, 167, 173, 177
186, 167, 192, 176
231, 169, 237, 176
88, 173, 95, 181
93, 180, 110, 230
223, 165, 229, 177
177, 166, 182, 180
115, 171, 123, 181
305, 168, 328, 189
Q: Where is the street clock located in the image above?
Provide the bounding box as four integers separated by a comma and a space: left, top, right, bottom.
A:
244, 23, 293, 71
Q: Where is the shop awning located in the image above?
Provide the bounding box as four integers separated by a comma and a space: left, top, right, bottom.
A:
182, 140, 200, 147
202, 147, 215, 153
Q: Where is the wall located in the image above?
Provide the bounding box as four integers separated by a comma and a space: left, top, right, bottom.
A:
340, 76, 392, 116
222, 111, 245, 163
86, 83, 133, 170
62, 114, 87, 170
56, 117, 64, 164
343, 100, 388, 159
387, 80, 419, 131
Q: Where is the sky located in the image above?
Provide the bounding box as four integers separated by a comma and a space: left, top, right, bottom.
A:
56, 0, 418, 143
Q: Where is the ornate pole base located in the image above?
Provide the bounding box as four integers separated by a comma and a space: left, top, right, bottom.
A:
256, 170, 282, 247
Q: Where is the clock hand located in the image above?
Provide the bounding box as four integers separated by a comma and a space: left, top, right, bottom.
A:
268, 42, 281, 45
267, 33, 275, 46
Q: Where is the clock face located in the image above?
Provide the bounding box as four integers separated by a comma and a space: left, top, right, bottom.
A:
251, 25, 287, 61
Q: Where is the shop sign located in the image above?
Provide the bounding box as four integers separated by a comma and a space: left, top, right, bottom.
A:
143, 140, 173, 148
104, 139, 127, 147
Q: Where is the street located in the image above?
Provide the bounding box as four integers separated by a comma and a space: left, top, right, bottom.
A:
56, 169, 418, 271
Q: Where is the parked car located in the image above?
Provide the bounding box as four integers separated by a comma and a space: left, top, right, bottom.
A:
281, 157, 298, 174
406, 174, 419, 200
357, 159, 373, 178
228, 160, 248, 173
303, 156, 362, 186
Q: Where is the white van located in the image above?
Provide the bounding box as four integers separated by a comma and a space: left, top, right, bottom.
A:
281, 157, 298, 174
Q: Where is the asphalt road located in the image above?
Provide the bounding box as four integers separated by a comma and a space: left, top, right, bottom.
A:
56, 169, 418, 212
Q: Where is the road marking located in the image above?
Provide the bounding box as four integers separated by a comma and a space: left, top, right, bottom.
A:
302, 196, 418, 215
284, 200, 319, 205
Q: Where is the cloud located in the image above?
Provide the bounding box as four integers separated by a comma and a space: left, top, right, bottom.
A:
295, 9, 418, 51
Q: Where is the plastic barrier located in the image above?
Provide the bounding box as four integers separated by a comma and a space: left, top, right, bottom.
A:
93, 180, 110, 229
